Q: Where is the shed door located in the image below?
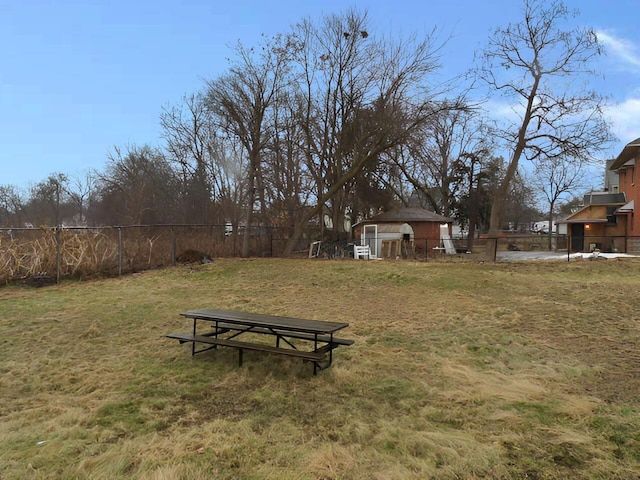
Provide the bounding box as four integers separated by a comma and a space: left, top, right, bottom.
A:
570, 224, 584, 252
362, 224, 378, 258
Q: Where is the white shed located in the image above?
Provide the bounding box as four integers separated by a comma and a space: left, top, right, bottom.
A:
360, 223, 415, 258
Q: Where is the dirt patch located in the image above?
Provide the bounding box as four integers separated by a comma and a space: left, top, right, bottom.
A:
176, 249, 213, 264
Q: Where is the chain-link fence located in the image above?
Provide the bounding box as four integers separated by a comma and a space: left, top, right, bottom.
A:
0, 224, 291, 284
457, 234, 633, 259
349, 233, 636, 260
2, 226, 637, 284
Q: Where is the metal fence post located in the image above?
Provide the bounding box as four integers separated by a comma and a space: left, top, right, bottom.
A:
171, 227, 176, 266
118, 227, 122, 276
56, 226, 61, 284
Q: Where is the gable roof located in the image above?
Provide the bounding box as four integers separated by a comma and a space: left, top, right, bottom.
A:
616, 199, 634, 213
610, 137, 640, 170
560, 193, 627, 223
355, 207, 453, 226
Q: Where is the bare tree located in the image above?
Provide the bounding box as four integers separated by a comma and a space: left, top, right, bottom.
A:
206, 37, 290, 257
476, 0, 613, 260
283, 9, 458, 255
96, 145, 178, 225
161, 93, 250, 233
25, 173, 70, 226
263, 90, 313, 232
208, 134, 249, 238
393, 107, 488, 217
0, 185, 25, 227
66, 170, 97, 226
161, 94, 218, 223
292, 10, 378, 241
531, 155, 586, 248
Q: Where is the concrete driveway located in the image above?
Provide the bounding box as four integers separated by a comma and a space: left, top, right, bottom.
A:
497, 251, 638, 262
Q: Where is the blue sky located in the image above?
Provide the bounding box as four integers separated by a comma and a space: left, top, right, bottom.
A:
1, 0, 639, 190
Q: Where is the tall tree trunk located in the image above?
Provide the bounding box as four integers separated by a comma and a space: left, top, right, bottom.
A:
485, 71, 539, 261
466, 189, 479, 252
485, 146, 524, 261
241, 159, 257, 258
547, 203, 555, 251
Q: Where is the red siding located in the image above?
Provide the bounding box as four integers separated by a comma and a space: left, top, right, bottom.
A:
618, 165, 638, 234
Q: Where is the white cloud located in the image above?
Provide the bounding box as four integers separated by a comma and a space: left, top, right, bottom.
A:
596, 30, 640, 70
591, 31, 640, 153
482, 99, 522, 122
605, 96, 640, 148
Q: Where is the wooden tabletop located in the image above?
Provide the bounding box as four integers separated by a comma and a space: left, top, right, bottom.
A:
181, 309, 349, 334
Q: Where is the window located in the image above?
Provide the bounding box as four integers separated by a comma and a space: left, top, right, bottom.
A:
606, 206, 617, 225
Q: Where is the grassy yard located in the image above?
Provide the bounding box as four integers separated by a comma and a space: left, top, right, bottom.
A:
1, 258, 639, 479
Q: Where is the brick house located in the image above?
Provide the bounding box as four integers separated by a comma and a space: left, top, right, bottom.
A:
561, 138, 640, 253
609, 137, 640, 253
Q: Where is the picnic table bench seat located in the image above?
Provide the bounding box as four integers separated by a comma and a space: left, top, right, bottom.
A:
166, 332, 326, 363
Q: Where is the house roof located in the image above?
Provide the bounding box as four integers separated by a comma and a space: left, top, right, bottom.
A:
610, 137, 640, 170
559, 197, 625, 223
354, 208, 453, 226
583, 191, 626, 205
616, 199, 634, 213
563, 218, 608, 224
560, 191, 626, 223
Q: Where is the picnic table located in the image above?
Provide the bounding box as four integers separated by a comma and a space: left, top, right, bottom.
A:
167, 309, 353, 374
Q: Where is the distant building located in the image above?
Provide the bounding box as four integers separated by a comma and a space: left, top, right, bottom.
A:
352, 207, 453, 258
557, 137, 640, 253
560, 191, 627, 253
604, 159, 620, 193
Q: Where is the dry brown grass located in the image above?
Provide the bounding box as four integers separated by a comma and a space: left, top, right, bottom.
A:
1, 258, 639, 479
0, 226, 278, 284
